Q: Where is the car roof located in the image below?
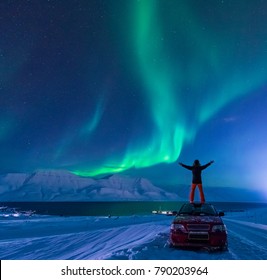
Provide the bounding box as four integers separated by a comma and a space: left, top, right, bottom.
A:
178, 203, 218, 215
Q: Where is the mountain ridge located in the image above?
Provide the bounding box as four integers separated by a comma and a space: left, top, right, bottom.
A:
0, 170, 181, 201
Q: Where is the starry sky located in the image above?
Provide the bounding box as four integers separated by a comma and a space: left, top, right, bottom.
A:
1, 0, 267, 193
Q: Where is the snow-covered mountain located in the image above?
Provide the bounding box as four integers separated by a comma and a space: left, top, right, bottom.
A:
0, 170, 180, 201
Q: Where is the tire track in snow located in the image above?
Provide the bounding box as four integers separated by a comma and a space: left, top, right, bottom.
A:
224, 219, 267, 259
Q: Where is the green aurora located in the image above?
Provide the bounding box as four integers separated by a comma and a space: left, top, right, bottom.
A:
73, 0, 267, 177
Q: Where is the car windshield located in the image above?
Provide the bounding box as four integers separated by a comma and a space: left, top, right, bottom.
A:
178, 203, 217, 216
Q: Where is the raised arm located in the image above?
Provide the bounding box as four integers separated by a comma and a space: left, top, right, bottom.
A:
201, 160, 214, 170
179, 162, 193, 170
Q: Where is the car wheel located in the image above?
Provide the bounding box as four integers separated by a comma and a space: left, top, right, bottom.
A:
219, 242, 228, 251
168, 240, 174, 248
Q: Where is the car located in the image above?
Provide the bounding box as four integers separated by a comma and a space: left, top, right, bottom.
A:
170, 202, 228, 250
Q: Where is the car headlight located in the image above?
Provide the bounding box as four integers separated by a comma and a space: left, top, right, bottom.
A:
171, 224, 187, 233
212, 224, 227, 232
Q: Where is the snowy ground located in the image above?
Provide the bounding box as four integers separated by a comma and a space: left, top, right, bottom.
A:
0, 206, 267, 260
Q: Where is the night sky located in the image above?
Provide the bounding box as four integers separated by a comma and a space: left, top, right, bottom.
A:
1, 0, 267, 193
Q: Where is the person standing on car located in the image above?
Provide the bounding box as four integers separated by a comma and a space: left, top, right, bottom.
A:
179, 159, 214, 203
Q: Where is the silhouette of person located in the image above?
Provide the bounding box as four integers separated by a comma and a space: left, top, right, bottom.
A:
179, 159, 214, 203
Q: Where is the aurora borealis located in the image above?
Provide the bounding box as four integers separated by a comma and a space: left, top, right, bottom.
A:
1, 0, 267, 191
